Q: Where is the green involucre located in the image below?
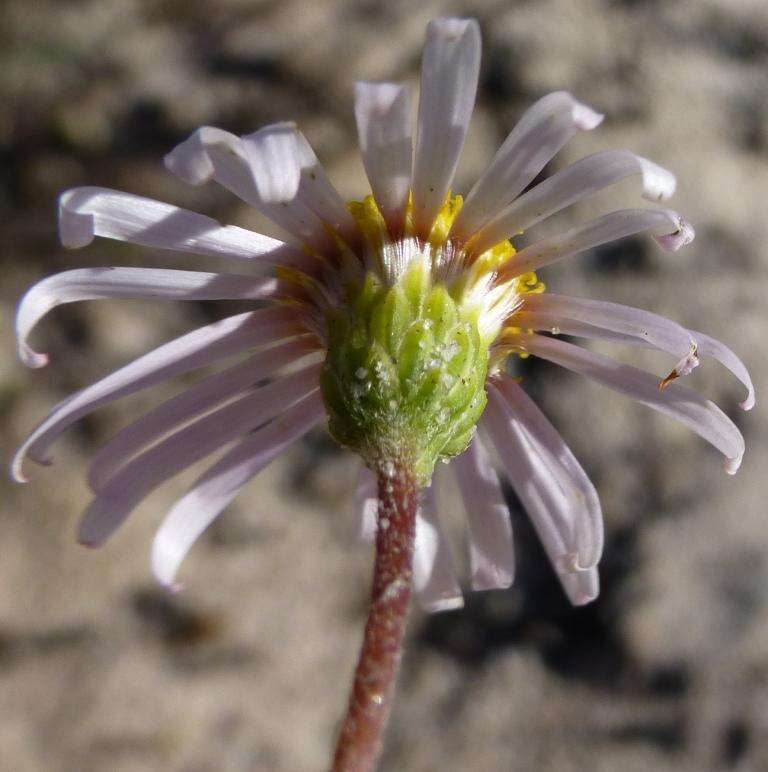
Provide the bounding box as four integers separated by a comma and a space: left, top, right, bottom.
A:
320, 258, 489, 485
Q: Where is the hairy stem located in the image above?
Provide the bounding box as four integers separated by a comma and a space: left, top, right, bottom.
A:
331, 461, 419, 772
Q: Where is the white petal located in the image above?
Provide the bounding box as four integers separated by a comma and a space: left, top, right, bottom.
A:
482, 390, 599, 606
414, 486, 464, 612
493, 375, 604, 570
16, 267, 282, 368
498, 209, 695, 279
88, 336, 319, 490
354, 81, 413, 234
451, 92, 603, 241
294, 130, 358, 237
77, 365, 322, 547
517, 333, 745, 473
11, 306, 301, 482
470, 150, 676, 253
151, 391, 325, 587
453, 437, 515, 590
354, 464, 379, 543
59, 186, 288, 259
690, 330, 755, 411
411, 18, 481, 238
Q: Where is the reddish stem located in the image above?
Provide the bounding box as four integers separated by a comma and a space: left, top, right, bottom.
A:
331, 462, 419, 772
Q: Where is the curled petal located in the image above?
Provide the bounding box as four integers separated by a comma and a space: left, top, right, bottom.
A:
77, 365, 322, 547
691, 330, 755, 411
470, 150, 676, 254
482, 388, 599, 606
414, 487, 464, 613
412, 17, 481, 238
59, 186, 286, 258
516, 333, 745, 473
16, 267, 282, 368
166, 126, 332, 251
453, 437, 515, 591
452, 91, 603, 241
164, 126, 261, 203
88, 337, 319, 490
516, 293, 698, 361
354, 81, 413, 235
498, 209, 695, 279
11, 307, 301, 482
515, 295, 752, 408
242, 123, 335, 250
654, 219, 695, 251
151, 392, 325, 588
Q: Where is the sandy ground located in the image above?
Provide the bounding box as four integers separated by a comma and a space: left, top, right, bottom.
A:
1, 1, 767, 770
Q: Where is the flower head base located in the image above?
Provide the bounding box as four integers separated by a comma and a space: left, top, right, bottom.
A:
13, 17, 753, 609
322, 194, 542, 484
323, 252, 487, 485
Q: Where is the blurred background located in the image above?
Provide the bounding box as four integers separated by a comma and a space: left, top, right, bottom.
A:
1, 0, 766, 770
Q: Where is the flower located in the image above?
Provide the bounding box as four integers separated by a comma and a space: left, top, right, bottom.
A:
13, 17, 752, 610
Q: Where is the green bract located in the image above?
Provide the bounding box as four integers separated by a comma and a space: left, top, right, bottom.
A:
321, 257, 489, 485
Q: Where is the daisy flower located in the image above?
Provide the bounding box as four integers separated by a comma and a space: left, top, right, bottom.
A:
13, 16, 753, 771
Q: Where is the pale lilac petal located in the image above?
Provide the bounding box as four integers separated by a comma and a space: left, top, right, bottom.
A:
517, 333, 745, 473
151, 391, 326, 587
77, 365, 322, 547
166, 126, 332, 252
294, 130, 358, 238
497, 209, 695, 279
516, 295, 753, 404
88, 336, 320, 490
470, 150, 676, 253
494, 375, 604, 570
690, 330, 755, 411
354, 81, 413, 234
164, 126, 257, 197
11, 306, 301, 482
453, 437, 515, 591
241, 121, 301, 203
483, 381, 600, 574
414, 486, 464, 612
59, 186, 287, 259
654, 219, 695, 251
241, 122, 337, 250
355, 464, 379, 543
164, 126, 262, 210
451, 92, 604, 241
411, 18, 481, 238
16, 267, 282, 368
516, 293, 698, 361
482, 389, 599, 606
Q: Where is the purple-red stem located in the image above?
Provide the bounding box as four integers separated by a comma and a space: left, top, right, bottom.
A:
331, 462, 419, 772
